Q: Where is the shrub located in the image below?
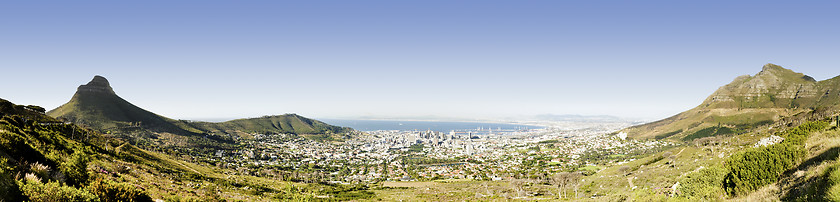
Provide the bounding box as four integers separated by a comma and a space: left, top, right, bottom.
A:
678, 165, 727, 200
30, 162, 51, 181
61, 152, 90, 186
19, 179, 99, 202
683, 126, 736, 141
722, 121, 828, 196
86, 178, 153, 202
24, 173, 42, 184
0, 158, 22, 201
0, 129, 46, 163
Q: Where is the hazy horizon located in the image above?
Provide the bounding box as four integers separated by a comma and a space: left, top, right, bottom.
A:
2, 1, 838, 121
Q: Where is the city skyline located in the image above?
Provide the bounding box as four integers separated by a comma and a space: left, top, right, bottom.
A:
2, 1, 839, 121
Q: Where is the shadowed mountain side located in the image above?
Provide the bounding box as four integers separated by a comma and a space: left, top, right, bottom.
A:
47, 76, 351, 143
47, 76, 205, 136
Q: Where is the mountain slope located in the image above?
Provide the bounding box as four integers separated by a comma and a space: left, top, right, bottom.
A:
48, 76, 350, 140
624, 64, 840, 139
48, 76, 204, 135
186, 114, 350, 135
2, 98, 330, 201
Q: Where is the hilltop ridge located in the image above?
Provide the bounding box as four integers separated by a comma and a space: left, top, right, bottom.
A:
48, 76, 351, 144
76, 75, 116, 94
624, 64, 840, 140
48, 76, 201, 135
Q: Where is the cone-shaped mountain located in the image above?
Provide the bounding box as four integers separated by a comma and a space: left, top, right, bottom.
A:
48, 76, 350, 139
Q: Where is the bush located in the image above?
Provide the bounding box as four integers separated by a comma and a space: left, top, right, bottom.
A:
0, 158, 22, 201
678, 165, 727, 200
61, 152, 90, 186
722, 121, 828, 196
86, 178, 153, 202
19, 179, 99, 202
723, 143, 802, 195
683, 126, 736, 141
0, 129, 47, 164
30, 162, 51, 182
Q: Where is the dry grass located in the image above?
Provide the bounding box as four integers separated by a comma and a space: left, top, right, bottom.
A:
381, 181, 438, 188
734, 184, 781, 202
370, 180, 558, 201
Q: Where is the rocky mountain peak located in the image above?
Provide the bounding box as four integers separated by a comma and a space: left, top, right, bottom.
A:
76, 75, 115, 94
701, 64, 825, 109
755, 63, 816, 82
760, 63, 782, 72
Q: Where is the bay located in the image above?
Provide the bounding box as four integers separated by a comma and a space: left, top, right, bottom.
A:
320, 119, 542, 132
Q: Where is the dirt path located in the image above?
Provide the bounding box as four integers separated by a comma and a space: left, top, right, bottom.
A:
675, 147, 687, 156
173, 160, 200, 174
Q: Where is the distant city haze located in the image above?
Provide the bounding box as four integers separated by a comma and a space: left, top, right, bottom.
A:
1, 1, 838, 121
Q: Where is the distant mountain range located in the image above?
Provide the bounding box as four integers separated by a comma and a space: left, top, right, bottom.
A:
624, 63, 840, 140
47, 76, 350, 144
532, 114, 628, 122
338, 114, 632, 124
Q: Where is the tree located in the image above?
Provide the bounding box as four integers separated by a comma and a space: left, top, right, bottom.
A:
619, 166, 631, 176
61, 152, 90, 187
552, 172, 582, 199
24, 105, 46, 114
511, 178, 529, 197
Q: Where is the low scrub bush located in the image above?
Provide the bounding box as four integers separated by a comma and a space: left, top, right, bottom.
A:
61, 152, 90, 186
722, 121, 828, 196
679, 165, 727, 200
19, 179, 99, 202
87, 178, 153, 202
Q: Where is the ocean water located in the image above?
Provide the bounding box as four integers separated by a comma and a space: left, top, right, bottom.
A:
320, 119, 542, 132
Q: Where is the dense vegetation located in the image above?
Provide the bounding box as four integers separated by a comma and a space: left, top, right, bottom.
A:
2, 98, 379, 201
682, 126, 736, 141
723, 121, 828, 195
677, 120, 831, 199
0, 98, 155, 201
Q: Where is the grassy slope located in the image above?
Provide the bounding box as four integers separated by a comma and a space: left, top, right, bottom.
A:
736, 125, 840, 201
601, 119, 840, 201
47, 91, 204, 135
1, 98, 334, 201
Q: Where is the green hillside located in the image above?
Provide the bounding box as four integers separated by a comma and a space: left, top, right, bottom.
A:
581, 64, 840, 200
48, 76, 350, 142
47, 76, 204, 135
2, 98, 167, 201
184, 114, 351, 140
573, 118, 840, 201
624, 64, 840, 140
2, 98, 355, 201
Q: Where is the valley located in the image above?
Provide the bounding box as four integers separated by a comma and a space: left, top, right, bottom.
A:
3, 64, 840, 201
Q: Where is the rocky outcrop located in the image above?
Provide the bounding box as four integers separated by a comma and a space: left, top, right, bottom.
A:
76, 75, 116, 94
702, 64, 827, 109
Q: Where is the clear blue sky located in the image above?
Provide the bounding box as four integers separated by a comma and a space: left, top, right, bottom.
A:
1, 1, 838, 121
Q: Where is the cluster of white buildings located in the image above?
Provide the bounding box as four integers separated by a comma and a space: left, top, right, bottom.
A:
205, 121, 675, 182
